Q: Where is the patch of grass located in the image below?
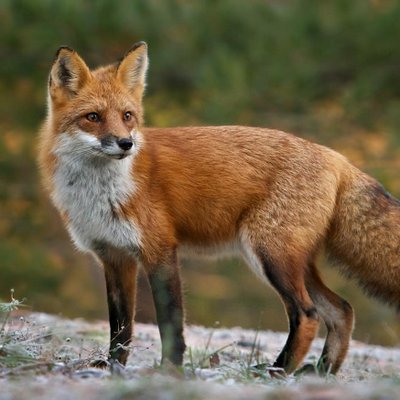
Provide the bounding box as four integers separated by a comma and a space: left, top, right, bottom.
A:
0, 289, 26, 331
185, 327, 284, 385
186, 328, 233, 370
0, 290, 107, 376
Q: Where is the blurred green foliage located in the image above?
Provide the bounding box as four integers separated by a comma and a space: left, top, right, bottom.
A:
2, 0, 400, 130
0, 0, 399, 345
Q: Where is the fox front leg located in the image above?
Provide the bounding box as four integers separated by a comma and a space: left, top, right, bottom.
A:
96, 247, 138, 366
145, 253, 186, 365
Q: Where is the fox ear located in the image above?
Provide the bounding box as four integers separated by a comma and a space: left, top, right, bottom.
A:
117, 42, 148, 98
49, 46, 91, 97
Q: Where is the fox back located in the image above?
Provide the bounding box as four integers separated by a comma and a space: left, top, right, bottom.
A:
39, 43, 400, 376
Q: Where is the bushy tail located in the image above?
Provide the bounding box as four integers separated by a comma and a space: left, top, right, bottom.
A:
327, 165, 400, 309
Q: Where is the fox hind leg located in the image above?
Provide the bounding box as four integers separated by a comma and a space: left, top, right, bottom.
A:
302, 263, 354, 374
260, 251, 320, 374
241, 239, 320, 374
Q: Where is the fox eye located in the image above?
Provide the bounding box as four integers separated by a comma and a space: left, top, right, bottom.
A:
123, 111, 132, 121
86, 112, 100, 122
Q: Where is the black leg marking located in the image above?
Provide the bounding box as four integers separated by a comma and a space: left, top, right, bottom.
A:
147, 267, 186, 365
257, 249, 319, 373
100, 250, 137, 366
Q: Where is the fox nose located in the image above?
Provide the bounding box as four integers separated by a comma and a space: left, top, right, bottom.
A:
117, 137, 133, 151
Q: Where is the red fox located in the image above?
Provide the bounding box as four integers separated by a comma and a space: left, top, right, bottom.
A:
38, 42, 400, 375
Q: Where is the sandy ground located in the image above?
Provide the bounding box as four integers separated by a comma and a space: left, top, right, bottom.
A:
0, 313, 399, 399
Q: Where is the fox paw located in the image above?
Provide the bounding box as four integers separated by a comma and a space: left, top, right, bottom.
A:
90, 358, 108, 369
89, 358, 125, 376
295, 363, 319, 376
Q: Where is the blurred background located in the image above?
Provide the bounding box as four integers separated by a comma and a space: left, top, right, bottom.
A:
1, 0, 399, 346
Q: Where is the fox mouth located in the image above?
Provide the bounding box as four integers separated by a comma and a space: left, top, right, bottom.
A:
114, 152, 131, 160
97, 148, 133, 160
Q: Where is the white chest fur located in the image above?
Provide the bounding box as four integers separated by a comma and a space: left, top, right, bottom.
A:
51, 135, 141, 253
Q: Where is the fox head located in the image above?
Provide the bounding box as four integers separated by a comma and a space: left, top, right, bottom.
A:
47, 42, 148, 160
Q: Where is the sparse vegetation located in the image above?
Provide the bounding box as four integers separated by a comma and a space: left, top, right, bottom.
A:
0, 293, 108, 377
